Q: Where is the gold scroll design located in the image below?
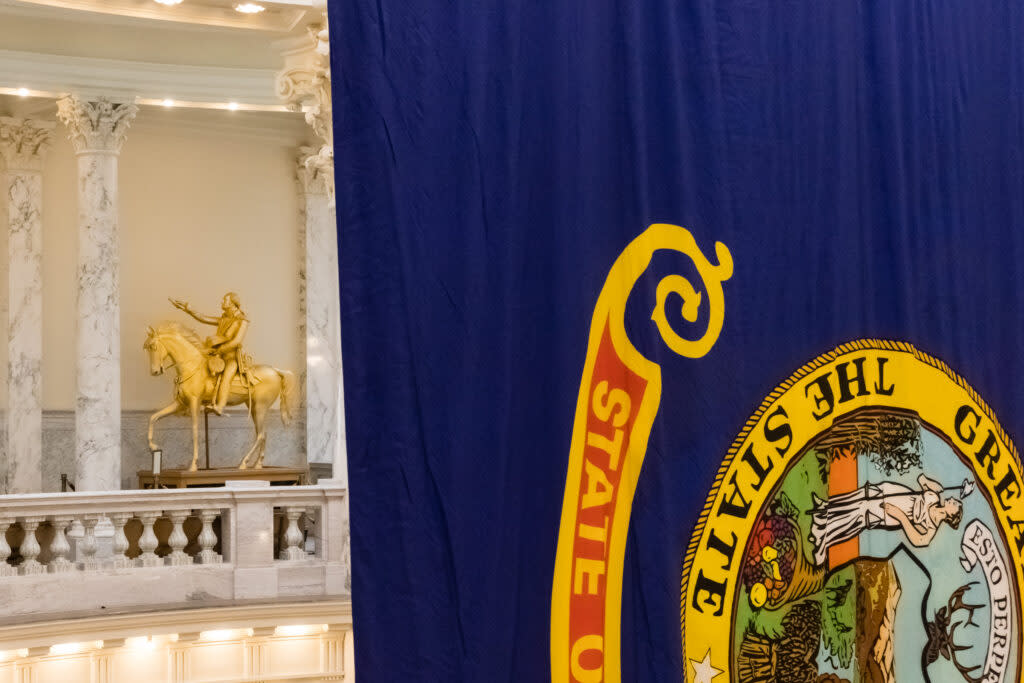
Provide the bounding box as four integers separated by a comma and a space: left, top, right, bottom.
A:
550, 223, 733, 683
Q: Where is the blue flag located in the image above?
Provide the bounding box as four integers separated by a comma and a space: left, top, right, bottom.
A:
330, 2, 1024, 681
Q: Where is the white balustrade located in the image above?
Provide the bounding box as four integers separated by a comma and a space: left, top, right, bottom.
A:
0, 480, 348, 622
304, 505, 320, 555
196, 508, 222, 565
136, 511, 161, 567
79, 514, 101, 570
49, 515, 75, 572
166, 509, 191, 567
19, 516, 45, 575
0, 517, 14, 577
280, 507, 307, 561
110, 512, 132, 569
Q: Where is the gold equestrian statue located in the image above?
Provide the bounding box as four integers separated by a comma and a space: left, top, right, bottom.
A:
144, 293, 297, 471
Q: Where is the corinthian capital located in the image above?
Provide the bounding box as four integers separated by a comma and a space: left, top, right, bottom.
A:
278, 19, 333, 148
56, 96, 139, 154
0, 118, 54, 172
297, 145, 335, 209
296, 146, 328, 196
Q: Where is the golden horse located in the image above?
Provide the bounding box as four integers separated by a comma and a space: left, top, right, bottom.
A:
144, 323, 297, 471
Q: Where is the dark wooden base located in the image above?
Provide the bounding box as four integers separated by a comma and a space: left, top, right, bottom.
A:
138, 466, 308, 489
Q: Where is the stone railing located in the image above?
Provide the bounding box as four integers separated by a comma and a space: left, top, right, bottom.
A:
0, 479, 348, 622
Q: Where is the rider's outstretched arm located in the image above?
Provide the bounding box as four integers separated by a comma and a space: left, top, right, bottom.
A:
188, 310, 220, 325
171, 299, 220, 325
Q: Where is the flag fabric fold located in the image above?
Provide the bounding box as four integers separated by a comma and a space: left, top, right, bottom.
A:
330, 2, 1024, 681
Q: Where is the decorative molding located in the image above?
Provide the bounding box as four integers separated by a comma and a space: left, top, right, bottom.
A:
0, 598, 352, 653
55, 96, 138, 153
278, 17, 334, 206
0, 48, 282, 108
129, 109, 311, 148
276, 22, 331, 143
295, 145, 328, 196
0, 117, 53, 171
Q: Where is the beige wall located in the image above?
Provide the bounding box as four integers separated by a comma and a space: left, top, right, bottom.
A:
37, 108, 304, 410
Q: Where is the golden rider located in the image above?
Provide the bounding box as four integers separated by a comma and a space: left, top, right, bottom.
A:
170, 292, 251, 415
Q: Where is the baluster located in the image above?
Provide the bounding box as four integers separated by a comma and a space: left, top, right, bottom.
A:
19, 516, 46, 575
109, 513, 133, 569
196, 509, 222, 564
166, 510, 192, 566
48, 515, 75, 573
78, 515, 101, 570
280, 507, 306, 561
137, 512, 161, 567
0, 517, 15, 576
303, 506, 320, 557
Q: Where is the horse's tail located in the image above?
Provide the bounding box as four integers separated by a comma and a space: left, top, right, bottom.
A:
276, 369, 298, 425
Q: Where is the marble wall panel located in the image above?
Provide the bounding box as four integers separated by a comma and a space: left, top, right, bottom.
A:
0, 410, 305, 492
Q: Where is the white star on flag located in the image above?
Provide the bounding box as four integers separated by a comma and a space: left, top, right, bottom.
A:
689, 649, 723, 683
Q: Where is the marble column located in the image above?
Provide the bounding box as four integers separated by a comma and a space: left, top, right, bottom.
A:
297, 150, 346, 478
281, 18, 346, 481
56, 97, 138, 491
0, 118, 53, 493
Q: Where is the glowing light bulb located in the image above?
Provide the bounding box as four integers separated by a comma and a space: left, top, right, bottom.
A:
234, 3, 265, 13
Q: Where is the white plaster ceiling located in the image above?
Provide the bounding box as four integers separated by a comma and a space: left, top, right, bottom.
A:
0, 0, 317, 34
0, 0, 322, 124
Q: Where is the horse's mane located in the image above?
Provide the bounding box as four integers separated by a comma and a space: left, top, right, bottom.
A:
153, 321, 205, 351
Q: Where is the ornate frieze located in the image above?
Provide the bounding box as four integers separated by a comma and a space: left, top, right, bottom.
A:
278, 22, 332, 146
55, 96, 138, 155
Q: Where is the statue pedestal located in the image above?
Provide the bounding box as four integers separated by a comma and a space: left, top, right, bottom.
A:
137, 466, 308, 489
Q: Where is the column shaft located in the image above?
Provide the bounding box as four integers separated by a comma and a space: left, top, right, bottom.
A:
0, 118, 52, 493
57, 97, 137, 491
7, 170, 43, 493
281, 20, 344, 480
299, 157, 345, 478
75, 151, 121, 490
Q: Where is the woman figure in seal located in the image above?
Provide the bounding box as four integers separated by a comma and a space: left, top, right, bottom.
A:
808, 473, 967, 565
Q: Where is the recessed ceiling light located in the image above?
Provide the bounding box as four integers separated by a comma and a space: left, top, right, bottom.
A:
154, 0, 183, 5
16, 88, 29, 97
234, 3, 265, 13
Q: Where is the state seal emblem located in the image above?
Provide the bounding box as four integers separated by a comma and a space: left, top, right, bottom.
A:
550, 225, 1022, 683
681, 341, 1024, 683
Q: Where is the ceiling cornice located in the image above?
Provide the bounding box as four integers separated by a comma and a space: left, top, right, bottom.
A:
0, 48, 282, 107
130, 109, 312, 147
